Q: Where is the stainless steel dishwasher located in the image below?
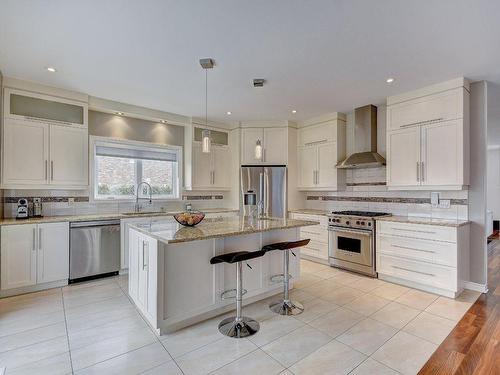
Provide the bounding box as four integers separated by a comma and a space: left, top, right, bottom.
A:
69, 220, 121, 282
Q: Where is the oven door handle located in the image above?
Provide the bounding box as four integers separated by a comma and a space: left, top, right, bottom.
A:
328, 227, 372, 236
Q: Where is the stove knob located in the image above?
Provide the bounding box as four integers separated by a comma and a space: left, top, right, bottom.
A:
356, 221, 360, 225
345, 221, 350, 225
336, 219, 341, 223
368, 222, 372, 226
361, 221, 365, 226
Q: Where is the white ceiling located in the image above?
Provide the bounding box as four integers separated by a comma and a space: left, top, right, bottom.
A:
1, 0, 500, 123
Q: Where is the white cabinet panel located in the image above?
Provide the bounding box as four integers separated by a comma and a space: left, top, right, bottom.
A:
212, 146, 231, 188
241, 128, 264, 165
299, 123, 336, 146
2, 119, 49, 186
192, 144, 231, 190
37, 222, 69, 283
49, 125, 88, 187
387, 128, 420, 187
1, 225, 37, 290
263, 127, 287, 164
298, 146, 317, 188
422, 120, 463, 186
317, 142, 337, 188
192, 143, 213, 188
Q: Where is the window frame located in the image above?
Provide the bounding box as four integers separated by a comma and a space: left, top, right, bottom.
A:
90, 136, 183, 202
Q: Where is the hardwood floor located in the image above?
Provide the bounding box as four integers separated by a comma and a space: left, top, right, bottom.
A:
419, 242, 500, 374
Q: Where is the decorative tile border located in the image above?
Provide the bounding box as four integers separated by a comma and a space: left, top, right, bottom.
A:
4, 196, 89, 203
182, 195, 225, 200
346, 182, 387, 186
307, 195, 468, 205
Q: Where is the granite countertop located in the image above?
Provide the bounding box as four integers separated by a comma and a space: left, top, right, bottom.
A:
0, 208, 239, 226
289, 209, 330, 216
129, 216, 319, 244
375, 215, 470, 227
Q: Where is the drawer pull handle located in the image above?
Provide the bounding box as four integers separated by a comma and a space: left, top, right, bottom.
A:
392, 265, 435, 277
393, 228, 436, 235
392, 244, 435, 254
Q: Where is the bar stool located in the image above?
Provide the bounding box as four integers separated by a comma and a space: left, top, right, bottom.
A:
262, 239, 310, 315
210, 249, 266, 338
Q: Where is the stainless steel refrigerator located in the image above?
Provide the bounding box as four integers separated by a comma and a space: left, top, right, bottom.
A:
240, 165, 287, 218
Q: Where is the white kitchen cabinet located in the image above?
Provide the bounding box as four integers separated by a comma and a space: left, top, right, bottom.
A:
37, 222, 70, 284
1, 224, 37, 290
49, 125, 88, 187
241, 127, 288, 165
298, 146, 317, 189
386, 79, 469, 190
298, 142, 343, 190
376, 220, 470, 298
290, 213, 329, 262
2, 119, 49, 186
192, 143, 231, 190
317, 143, 338, 188
1, 222, 69, 293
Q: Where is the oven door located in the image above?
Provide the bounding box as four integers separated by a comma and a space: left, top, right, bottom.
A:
328, 226, 373, 267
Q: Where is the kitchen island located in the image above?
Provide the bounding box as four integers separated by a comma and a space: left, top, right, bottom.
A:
127, 216, 317, 333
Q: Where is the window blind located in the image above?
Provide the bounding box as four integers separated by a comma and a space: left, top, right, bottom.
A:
96, 144, 178, 162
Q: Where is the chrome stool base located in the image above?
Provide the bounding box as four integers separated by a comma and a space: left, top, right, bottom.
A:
269, 300, 304, 316
218, 316, 260, 338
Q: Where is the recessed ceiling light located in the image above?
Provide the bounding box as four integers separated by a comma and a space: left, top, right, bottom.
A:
292, 110, 297, 114
226, 111, 232, 115
386, 77, 395, 83
46, 67, 57, 72
116, 112, 124, 115
161, 120, 166, 123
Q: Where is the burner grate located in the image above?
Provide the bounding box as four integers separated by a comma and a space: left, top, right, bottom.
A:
331, 211, 390, 217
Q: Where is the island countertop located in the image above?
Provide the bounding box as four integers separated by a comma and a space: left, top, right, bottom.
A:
129, 216, 319, 244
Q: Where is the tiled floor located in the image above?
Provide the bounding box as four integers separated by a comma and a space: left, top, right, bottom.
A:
0, 260, 481, 375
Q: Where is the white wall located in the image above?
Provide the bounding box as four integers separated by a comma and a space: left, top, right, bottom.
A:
487, 147, 500, 219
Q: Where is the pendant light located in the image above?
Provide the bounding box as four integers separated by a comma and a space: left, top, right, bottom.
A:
255, 139, 262, 160
200, 58, 214, 153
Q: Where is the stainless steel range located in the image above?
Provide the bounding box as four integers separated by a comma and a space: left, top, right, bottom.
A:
328, 211, 391, 277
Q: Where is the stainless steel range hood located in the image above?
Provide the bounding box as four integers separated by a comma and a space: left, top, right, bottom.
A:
337, 105, 386, 169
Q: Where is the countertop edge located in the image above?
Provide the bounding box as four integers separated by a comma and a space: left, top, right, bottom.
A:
375, 215, 471, 227
289, 209, 330, 216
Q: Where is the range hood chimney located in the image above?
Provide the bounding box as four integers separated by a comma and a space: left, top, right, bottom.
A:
336, 105, 386, 169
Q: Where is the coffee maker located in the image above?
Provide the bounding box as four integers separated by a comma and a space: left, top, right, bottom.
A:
16, 198, 29, 219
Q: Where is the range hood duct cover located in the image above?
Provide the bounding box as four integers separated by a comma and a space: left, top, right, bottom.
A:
337, 105, 386, 169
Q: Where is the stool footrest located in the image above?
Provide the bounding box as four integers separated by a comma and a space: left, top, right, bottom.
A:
221, 288, 247, 300
269, 299, 304, 316
270, 273, 293, 283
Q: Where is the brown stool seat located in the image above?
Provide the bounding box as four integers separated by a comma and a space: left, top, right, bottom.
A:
262, 239, 310, 252
210, 250, 266, 265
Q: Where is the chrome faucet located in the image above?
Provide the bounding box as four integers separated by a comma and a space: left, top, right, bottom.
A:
135, 182, 152, 212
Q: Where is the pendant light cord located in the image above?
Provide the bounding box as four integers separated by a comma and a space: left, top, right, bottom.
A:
205, 68, 208, 128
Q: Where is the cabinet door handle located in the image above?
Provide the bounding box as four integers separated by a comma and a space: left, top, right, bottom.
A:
38, 227, 42, 251
421, 162, 425, 182
393, 228, 436, 235
50, 161, 54, 180
416, 162, 420, 182
392, 265, 435, 277
45, 160, 48, 180
392, 244, 435, 253
32, 228, 36, 252
212, 171, 215, 185
142, 241, 148, 270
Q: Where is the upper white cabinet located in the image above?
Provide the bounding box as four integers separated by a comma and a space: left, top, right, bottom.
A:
386, 78, 469, 190
1, 222, 69, 293
241, 127, 288, 165
297, 114, 346, 191
192, 143, 231, 190
2, 88, 89, 189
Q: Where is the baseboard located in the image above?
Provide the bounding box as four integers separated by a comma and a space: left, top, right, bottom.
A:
463, 281, 488, 293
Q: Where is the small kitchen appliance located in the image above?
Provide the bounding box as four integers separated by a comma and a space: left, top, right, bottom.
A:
16, 198, 29, 219
33, 197, 43, 217
328, 210, 391, 277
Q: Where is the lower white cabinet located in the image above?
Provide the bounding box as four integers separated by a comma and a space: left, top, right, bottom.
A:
290, 213, 329, 261
128, 229, 157, 324
1, 222, 69, 292
376, 220, 470, 298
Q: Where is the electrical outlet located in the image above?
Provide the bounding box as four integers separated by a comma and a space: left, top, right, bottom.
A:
438, 199, 451, 209
431, 192, 440, 208
67, 197, 75, 206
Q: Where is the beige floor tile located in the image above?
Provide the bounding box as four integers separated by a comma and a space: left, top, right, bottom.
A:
6, 352, 72, 375
74, 342, 171, 375
395, 289, 439, 310
176, 337, 257, 375
308, 307, 364, 338
160, 315, 226, 358
64, 295, 132, 319
337, 318, 398, 355
262, 325, 331, 367
371, 302, 420, 329
403, 311, 456, 345
300, 260, 328, 273
293, 273, 322, 289
66, 305, 139, 333
0, 336, 69, 370
424, 296, 473, 321
71, 326, 157, 370
372, 283, 410, 300
302, 279, 342, 298
456, 289, 481, 303
288, 340, 366, 375
314, 266, 341, 279
329, 271, 362, 286
0, 322, 67, 353
211, 349, 284, 375
322, 286, 365, 305
63, 283, 124, 309
294, 298, 339, 323
372, 331, 437, 375
0, 309, 65, 338
350, 277, 388, 292
344, 293, 391, 316
242, 297, 282, 322
248, 315, 304, 347
350, 358, 400, 375
140, 360, 183, 375
289, 288, 316, 303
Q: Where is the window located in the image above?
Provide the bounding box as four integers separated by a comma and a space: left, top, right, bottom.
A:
93, 138, 181, 200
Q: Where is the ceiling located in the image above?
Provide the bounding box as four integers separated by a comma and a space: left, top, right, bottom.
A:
1, 0, 500, 123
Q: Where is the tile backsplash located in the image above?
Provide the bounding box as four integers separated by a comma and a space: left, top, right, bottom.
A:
304, 167, 468, 220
